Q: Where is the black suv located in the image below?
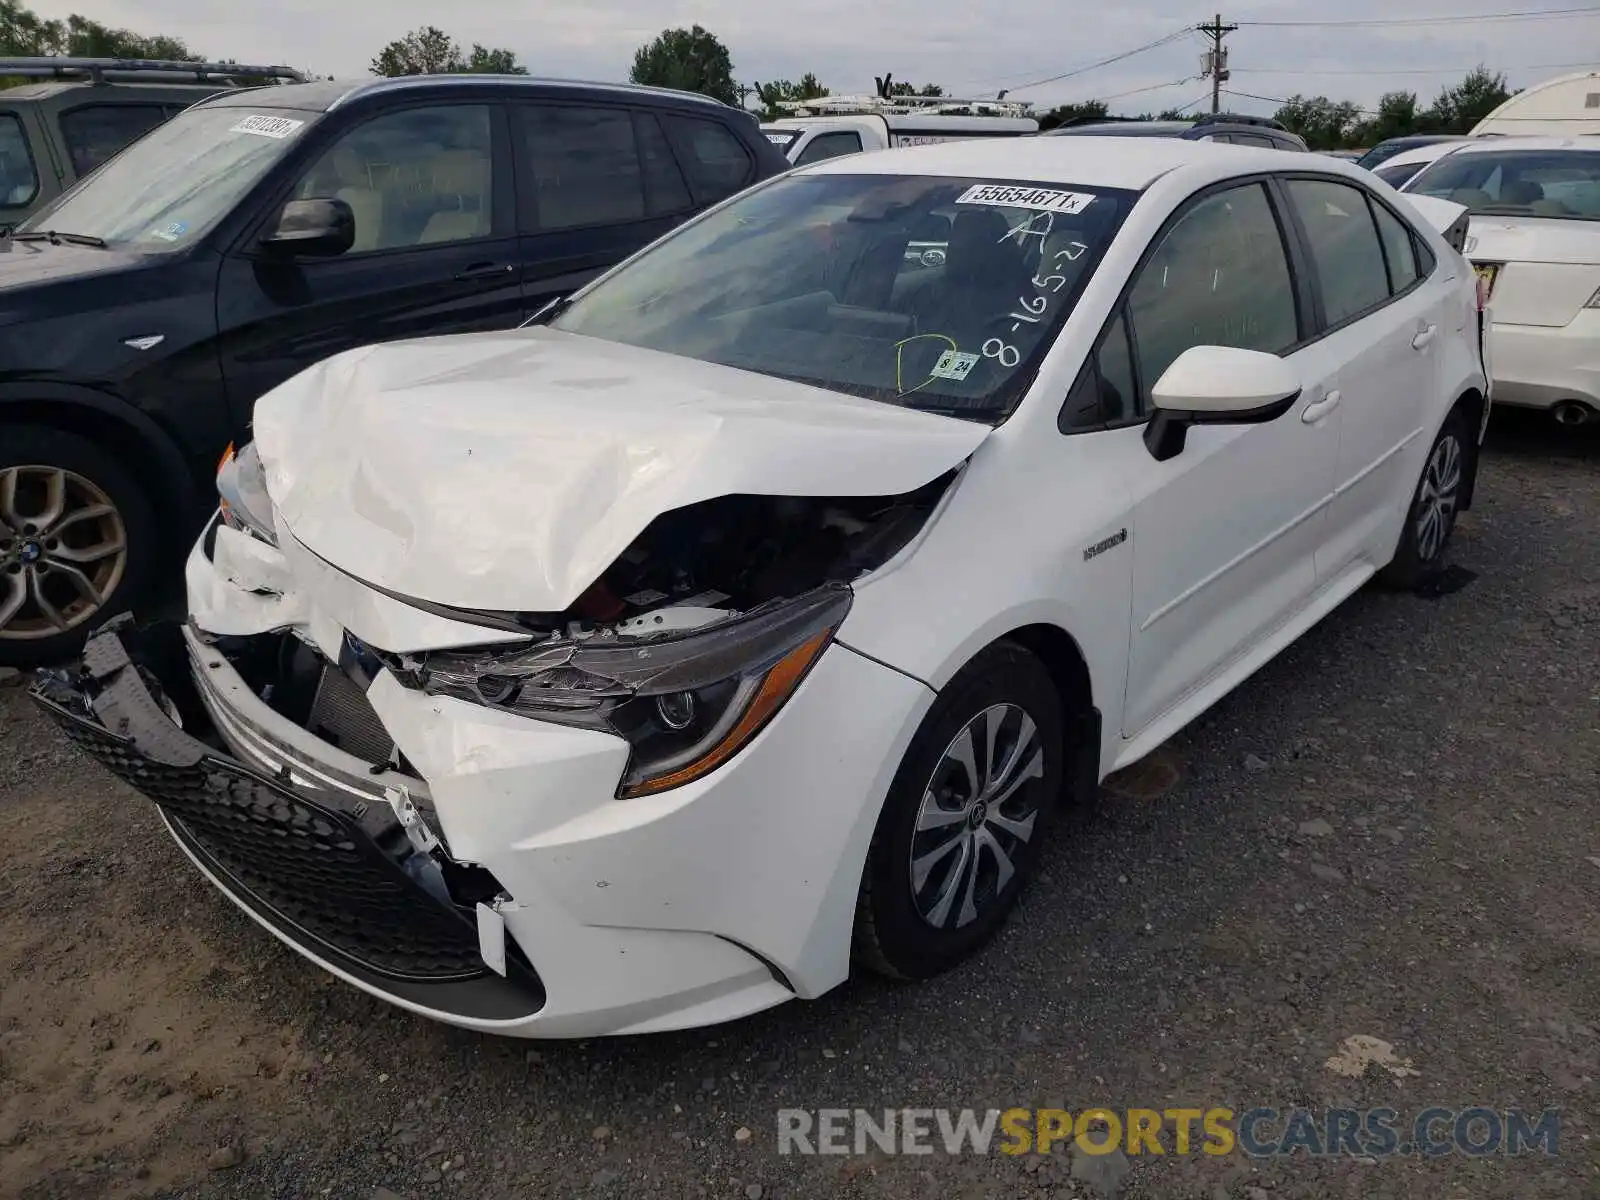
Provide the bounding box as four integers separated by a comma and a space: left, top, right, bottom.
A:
1045, 112, 1309, 152
1, 57, 306, 226
0, 75, 788, 665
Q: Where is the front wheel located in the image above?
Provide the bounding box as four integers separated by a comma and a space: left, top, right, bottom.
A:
1377, 409, 1470, 590
853, 641, 1065, 980
0, 425, 158, 669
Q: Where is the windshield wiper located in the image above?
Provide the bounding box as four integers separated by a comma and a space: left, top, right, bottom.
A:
7, 230, 108, 247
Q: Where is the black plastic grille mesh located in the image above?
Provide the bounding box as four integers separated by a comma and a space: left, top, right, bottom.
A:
51, 709, 489, 982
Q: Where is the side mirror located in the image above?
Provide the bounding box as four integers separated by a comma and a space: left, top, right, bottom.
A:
1143, 345, 1302, 461
261, 197, 355, 258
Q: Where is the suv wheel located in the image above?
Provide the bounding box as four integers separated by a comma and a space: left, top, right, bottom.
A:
0, 425, 157, 668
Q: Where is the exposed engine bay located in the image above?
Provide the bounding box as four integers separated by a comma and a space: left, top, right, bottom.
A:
552, 470, 957, 635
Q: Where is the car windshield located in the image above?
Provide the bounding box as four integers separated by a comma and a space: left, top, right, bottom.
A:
552, 171, 1133, 422
17, 105, 317, 250
1406, 150, 1600, 221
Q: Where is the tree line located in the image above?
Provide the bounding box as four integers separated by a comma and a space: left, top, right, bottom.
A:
0, 2, 1523, 151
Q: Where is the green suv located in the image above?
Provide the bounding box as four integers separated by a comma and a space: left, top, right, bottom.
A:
1, 57, 303, 227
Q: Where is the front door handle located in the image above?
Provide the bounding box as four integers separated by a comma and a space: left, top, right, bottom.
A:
454, 262, 516, 282
1411, 324, 1437, 350
1301, 390, 1341, 425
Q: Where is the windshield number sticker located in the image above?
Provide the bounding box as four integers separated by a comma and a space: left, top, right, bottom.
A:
986, 243, 1097, 369
956, 184, 1096, 214
151, 219, 188, 242
930, 349, 980, 381
230, 114, 305, 139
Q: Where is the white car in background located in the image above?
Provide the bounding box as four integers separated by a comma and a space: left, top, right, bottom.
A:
38, 137, 1489, 1038
1403, 135, 1600, 426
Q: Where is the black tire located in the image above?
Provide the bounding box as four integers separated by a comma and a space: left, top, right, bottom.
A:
1377, 407, 1471, 591
0, 424, 159, 669
854, 640, 1066, 980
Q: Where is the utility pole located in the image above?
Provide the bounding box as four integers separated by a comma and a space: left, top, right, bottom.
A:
1197, 13, 1237, 114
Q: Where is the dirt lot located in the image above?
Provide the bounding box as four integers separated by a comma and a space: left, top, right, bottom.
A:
1, 411, 1596, 1200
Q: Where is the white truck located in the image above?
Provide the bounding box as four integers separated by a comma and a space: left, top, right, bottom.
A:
761, 94, 1038, 166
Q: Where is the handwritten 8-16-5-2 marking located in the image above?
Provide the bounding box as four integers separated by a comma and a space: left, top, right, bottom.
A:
982, 238, 1092, 369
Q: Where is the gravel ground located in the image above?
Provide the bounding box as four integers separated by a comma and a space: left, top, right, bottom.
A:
1, 409, 1596, 1200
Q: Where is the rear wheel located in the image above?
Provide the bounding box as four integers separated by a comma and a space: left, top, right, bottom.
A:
854, 641, 1065, 980
1377, 408, 1469, 591
0, 425, 157, 668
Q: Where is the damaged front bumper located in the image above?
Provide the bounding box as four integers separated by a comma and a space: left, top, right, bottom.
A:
31, 622, 549, 1023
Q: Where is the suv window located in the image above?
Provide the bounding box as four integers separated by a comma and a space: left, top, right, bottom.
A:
1285, 178, 1390, 326
520, 104, 645, 231
58, 103, 171, 177
1123, 182, 1299, 412
663, 114, 753, 203
1370, 201, 1420, 293
1232, 132, 1277, 149
0, 113, 38, 207
296, 105, 494, 252
634, 111, 692, 216
795, 132, 863, 166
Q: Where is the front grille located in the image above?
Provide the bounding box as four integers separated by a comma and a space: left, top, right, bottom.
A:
48, 705, 487, 983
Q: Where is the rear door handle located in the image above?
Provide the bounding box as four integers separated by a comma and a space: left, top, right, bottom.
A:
1301, 390, 1341, 425
454, 262, 516, 282
1411, 324, 1437, 350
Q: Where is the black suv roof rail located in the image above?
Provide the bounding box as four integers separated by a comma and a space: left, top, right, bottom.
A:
0, 57, 305, 85
1191, 111, 1288, 132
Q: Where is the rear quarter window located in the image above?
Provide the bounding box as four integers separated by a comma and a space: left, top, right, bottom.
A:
0, 113, 38, 207
662, 114, 754, 204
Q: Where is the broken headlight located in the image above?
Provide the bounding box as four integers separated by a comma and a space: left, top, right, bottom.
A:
418, 585, 852, 797
216, 440, 278, 547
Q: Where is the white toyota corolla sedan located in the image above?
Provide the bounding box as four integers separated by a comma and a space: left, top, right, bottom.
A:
37, 137, 1489, 1038
1403, 135, 1600, 427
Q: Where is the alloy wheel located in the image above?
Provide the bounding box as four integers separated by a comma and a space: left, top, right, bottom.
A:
909, 702, 1046, 930
1415, 433, 1462, 562
0, 465, 128, 641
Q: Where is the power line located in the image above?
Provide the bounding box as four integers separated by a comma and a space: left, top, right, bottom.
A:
1236, 3, 1600, 25
1220, 87, 1385, 116
992, 28, 1196, 93
1233, 59, 1597, 74
1099, 74, 1206, 102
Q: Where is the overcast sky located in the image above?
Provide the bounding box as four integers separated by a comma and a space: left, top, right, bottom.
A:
38, 0, 1600, 117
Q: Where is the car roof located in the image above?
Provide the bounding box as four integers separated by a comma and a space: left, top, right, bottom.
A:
798, 133, 1313, 190
1446, 135, 1600, 155
195, 75, 734, 115
1379, 139, 1472, 169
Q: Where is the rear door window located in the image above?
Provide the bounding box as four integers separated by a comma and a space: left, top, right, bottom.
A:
794, 131, 863, 166
519, 104, 645, 230
633, 111, 692, 216
1285, 178, 1391, 326
1233, 132, 1277, 149
0, 113, 38, 207
662, 114, 753, 204
58, 103, 171, 176
1370, 201, 1421, 293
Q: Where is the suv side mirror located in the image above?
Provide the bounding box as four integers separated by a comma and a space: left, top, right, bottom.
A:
261, 197, 355, 258
1143, 345, 1302, 461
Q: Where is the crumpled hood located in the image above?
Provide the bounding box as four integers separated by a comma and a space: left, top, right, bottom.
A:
253, 328, 989, 613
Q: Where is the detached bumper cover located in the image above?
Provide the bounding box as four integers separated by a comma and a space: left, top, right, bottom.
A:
31, 625, 546, 1022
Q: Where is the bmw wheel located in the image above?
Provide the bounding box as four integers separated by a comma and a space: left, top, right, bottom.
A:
0, 425, 157, 668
